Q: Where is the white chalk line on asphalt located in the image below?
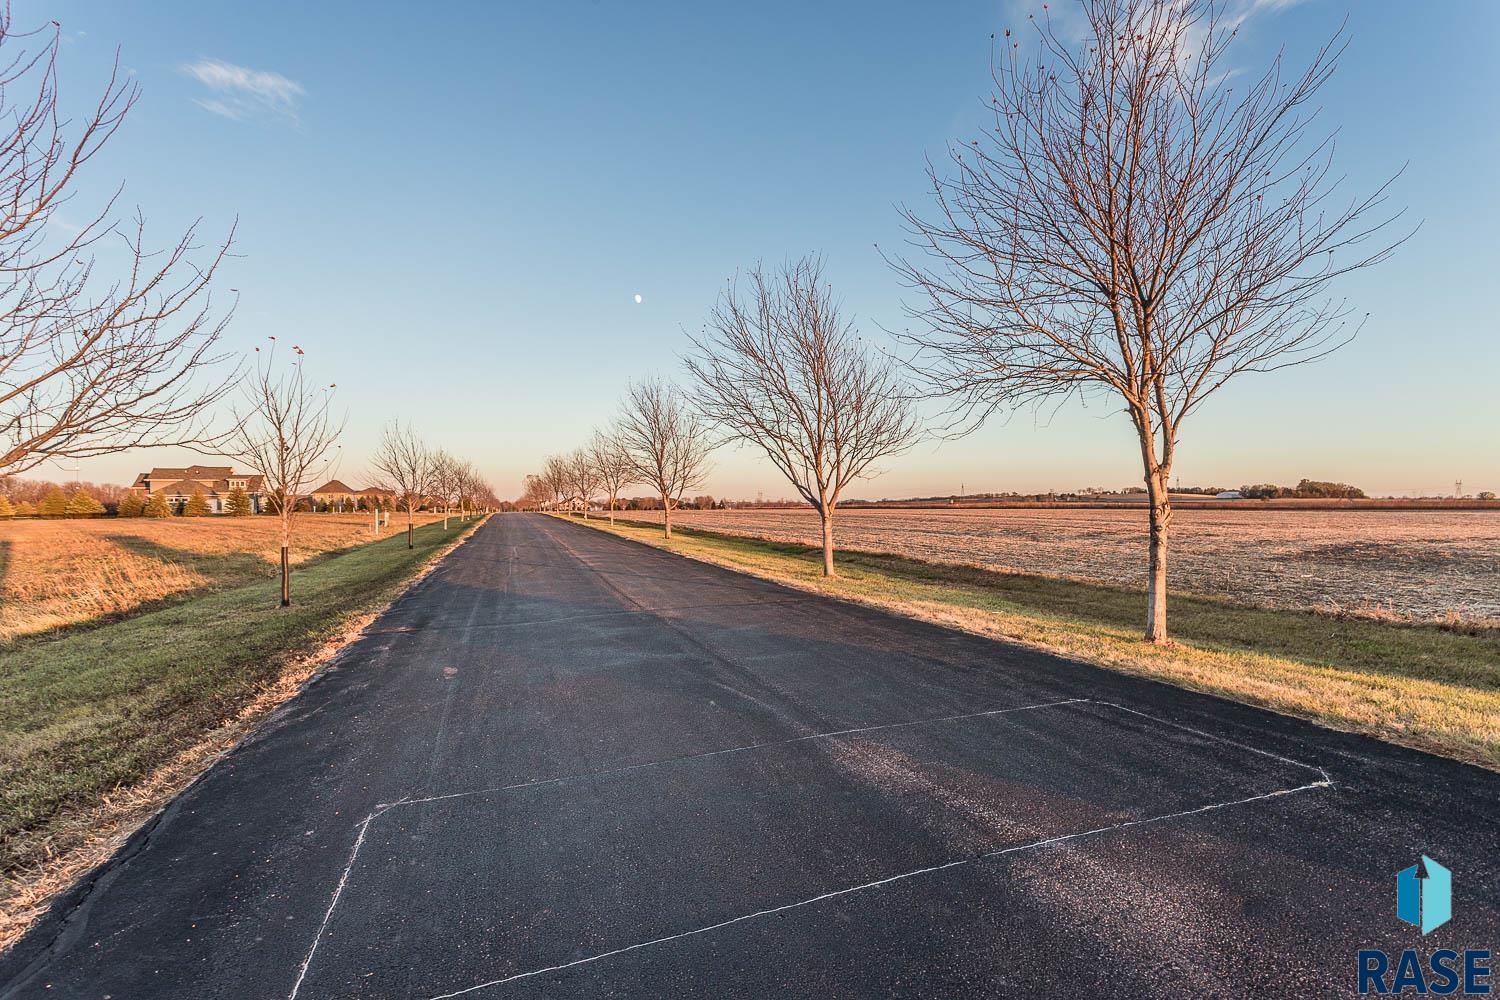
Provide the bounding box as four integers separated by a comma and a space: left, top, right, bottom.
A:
288, 696, 1334, 999
288, 809, 378, 1000
422, 779, 1332, 998
285, 696, 1082, 999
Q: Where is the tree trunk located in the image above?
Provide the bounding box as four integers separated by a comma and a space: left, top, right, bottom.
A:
1144, 470, 1171, 643
609, 498, 616, 526
407, 512, 414, 549
280, 545, 290, 607
819, 506, 835, 577
663, 497, 672, 539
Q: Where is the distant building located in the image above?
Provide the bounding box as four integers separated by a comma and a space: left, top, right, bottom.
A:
355, 486, 397, 507
129, 465, 265, 514
1216, 490, 1245, 500
310, 479, 358, 511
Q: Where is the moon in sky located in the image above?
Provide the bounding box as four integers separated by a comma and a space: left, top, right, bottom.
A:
633, 294, 643, 304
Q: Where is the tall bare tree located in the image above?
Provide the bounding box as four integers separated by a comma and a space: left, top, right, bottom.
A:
223, 342, 343, 607
687, 257, 920, 575
617, 377, 712, 539
893, 0, 1403, 642
0, 15, 235, 475
369, 420, 434, 549
587, 428, 634, 526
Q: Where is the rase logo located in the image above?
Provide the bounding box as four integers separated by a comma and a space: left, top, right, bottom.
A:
1398, 856, 1453, 935
1358, 856, 1491, 996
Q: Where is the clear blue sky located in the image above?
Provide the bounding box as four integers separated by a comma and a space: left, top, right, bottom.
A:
22, 0, 1500, 499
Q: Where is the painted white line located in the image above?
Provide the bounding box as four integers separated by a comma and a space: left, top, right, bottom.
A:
388, 697, 1089, 809
423, 779, 1331, 998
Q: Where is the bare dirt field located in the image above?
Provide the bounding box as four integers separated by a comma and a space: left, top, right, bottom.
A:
0, 513, 446, 640
612, 507, 1500, 625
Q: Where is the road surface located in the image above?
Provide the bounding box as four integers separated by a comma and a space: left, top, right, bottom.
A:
3, 513, 1496, 998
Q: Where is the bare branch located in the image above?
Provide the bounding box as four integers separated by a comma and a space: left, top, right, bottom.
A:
0, 13, 235, 475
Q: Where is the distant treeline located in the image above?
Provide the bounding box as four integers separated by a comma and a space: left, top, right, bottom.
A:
1237, 479, 1366, 500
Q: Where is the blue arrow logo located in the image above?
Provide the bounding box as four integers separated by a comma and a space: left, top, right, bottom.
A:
1396, 855, 1452, 935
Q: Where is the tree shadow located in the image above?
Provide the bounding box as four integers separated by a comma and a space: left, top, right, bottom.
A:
104, 533, 275, 584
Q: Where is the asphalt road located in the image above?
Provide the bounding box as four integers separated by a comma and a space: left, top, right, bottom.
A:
3, 513, 1496, 998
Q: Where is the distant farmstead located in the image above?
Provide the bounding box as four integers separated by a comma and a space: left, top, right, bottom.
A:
310, 479, 358, 510
310, 482, 397, 511
129, 466, 266, 514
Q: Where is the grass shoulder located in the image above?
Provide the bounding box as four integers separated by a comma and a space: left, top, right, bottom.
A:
562, 514, 1500, 770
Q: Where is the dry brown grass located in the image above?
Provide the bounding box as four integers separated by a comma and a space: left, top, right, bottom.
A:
616, 507, 1500, 625
0, 513, 444, 640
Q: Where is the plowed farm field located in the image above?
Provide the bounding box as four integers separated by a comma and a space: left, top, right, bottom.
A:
613, 507, 1500, 625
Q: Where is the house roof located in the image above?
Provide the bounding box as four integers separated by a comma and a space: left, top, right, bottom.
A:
312, 479, 357, 495
146, 465, 232, 479
135, 468, 265, 493
158, 480, 220, 497
356, 486, 396, 496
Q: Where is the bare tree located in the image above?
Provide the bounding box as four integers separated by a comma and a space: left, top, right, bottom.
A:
563, 447, 601, 519
687, 257, 920, 575
587, 428, 634, 526
540, 454, 570, 511
519, 473, 548, 511
223, 342, 343, 607
617, 377, 712, 539
455, 461, 482, 521
892, 0, 1403, 642
369, 420, 434, 549
429, 449, 463, 529
0, 15, 235, 475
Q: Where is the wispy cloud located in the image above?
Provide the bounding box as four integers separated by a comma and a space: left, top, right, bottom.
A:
1000, 0, 1307, 44
182, 58, 303, 122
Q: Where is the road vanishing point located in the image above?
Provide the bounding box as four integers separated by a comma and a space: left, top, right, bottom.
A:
3, 514, 1497, 998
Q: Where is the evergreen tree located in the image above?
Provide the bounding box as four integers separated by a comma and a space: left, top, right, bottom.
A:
143, 492, 171, 518
65, 491, 107, 517
0, 494, 14, 517
183, 490, 211, 517
116, 492, 145, 517
224, 486, 252, 516
37, 487, 68, 517
14, 500, 36, 516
